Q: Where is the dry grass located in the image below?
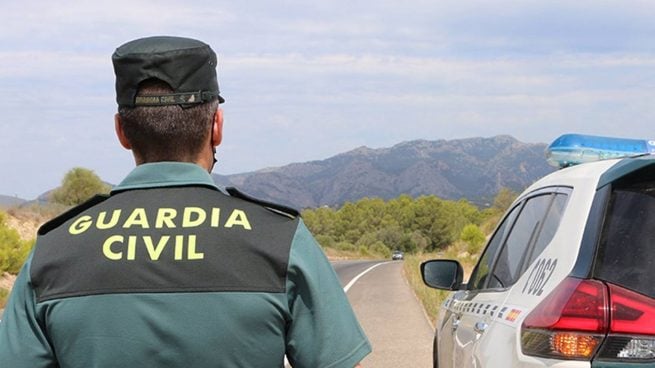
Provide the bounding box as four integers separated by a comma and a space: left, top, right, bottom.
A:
402, 242, 481, 326
6, 203, 67, 241
322, 246, 384, 260
402, 252, 449, 326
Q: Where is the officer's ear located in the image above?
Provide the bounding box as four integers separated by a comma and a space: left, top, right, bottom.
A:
114, 113, 132, 150
211, 108, 223, 147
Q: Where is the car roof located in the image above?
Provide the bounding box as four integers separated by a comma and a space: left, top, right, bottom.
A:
596, 155, 655, 189
520, 154, 655, 198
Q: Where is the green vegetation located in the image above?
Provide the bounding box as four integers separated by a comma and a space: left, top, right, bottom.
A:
0, 210, 35, 309
460, 224, 486, 255
51, 167, 111, 206
480, 187, 518, 234
0, 211, 34, 275
401, 189, 516, 324
305, 188, 516, 325
303, 195, 483, 257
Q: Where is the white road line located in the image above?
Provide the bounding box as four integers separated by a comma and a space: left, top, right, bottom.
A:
343, 261, 391, 292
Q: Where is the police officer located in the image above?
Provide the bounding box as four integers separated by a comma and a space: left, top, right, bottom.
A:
0, 36, 371, 367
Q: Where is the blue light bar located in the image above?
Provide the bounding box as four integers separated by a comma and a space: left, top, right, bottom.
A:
546, 134, 655, 168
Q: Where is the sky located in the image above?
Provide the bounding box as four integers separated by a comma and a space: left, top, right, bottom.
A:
2, 0, 655, 199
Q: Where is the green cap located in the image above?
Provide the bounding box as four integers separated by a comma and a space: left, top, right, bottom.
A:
112, 36, 225, 107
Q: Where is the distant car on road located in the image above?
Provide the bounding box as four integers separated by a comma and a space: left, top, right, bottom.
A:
392, 250, 404, 261
421, 134, 655, 368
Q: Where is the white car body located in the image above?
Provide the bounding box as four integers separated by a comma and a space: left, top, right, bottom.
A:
423, 156, 655, 368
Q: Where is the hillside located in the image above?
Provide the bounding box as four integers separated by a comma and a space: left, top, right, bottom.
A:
214, 135, 553, 208
0, 195, 26, 209
5, 211, 44, 241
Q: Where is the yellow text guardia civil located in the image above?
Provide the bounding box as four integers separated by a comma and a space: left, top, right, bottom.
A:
68, 207, 252, 261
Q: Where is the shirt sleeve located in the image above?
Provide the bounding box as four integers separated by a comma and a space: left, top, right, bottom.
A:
0, 252, 57, 368
285, 220, 371, 368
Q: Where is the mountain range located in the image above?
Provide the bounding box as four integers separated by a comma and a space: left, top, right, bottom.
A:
213, 135, 554, 209
1, 136, 554, 210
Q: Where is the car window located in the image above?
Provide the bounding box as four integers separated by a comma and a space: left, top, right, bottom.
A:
489, 194, 554, 289
524, 193, 569, 267
596, 184, 655, 298
467, 203, 521, 290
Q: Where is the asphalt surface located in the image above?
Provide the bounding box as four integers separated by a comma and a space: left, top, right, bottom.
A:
334, 260, 434, 368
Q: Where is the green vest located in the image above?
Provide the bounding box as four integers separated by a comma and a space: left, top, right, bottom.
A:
0, 162, 371, 368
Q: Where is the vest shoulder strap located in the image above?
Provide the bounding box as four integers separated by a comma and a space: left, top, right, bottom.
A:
37, 194, 110, 236
225, 187, 300, 219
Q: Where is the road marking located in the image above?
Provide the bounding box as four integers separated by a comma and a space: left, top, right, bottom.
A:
343, 261, 391, 292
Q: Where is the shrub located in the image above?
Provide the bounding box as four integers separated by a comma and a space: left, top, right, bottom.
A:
370, 241, 391, 258
51, 167, 111, 206
0, 212, 34, 274
460, 224, 486, 255
334, 241, 356, 252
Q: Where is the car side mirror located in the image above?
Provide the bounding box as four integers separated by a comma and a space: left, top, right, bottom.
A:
420, 259, 464, 290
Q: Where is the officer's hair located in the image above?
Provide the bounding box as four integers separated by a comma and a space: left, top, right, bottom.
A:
118, 79, 219, 163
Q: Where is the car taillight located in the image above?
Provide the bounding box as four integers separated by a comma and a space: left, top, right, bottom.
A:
595, 283, 655, 361
520, 277, 655, 362
521, 278, 608, 359
607, 283, 655, 335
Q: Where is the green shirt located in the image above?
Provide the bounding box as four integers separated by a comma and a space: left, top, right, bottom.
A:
0, 162, 371, 367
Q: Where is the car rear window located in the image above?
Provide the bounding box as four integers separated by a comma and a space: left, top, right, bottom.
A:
595, 167, 655, 298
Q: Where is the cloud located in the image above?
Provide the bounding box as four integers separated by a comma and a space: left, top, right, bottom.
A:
220, 52, 655, 105
0, 51, 107, 78
2, 0, 655, 199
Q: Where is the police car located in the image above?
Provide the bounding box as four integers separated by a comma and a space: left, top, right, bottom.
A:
421, 134, 655, 368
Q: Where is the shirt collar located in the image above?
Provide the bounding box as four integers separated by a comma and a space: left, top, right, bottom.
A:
111, 162, 219, 194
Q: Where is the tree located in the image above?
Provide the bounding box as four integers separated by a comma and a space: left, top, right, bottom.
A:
51, 167, 111, 206
493, 187, 519, 212
481, 187, 520, 234
302, 193, 486, 256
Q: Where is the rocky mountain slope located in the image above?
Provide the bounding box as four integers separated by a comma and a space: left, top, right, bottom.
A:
0, 195, 26, 209
214, 135, 554, 208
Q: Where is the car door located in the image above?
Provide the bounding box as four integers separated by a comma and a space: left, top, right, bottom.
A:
450, 190, 562, 368
443, 202, 521, 368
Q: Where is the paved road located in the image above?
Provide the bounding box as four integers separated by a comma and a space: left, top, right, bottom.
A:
333, 260, 434, 368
